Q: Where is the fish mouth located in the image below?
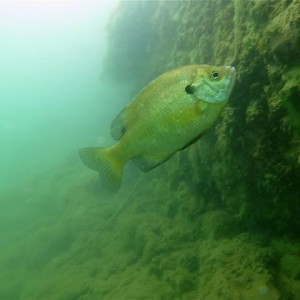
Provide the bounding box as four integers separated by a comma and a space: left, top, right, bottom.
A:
226, 66, 236, 94
229, 66, 236, 79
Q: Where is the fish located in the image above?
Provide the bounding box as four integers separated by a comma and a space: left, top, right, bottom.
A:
79, 64, 236, 192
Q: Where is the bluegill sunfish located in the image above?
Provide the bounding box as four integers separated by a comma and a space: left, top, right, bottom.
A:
79, 65, 236, 192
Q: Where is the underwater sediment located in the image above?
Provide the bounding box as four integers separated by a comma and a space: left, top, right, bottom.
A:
0, 0, 300, 299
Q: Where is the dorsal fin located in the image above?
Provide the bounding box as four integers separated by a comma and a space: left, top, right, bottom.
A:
110, 108, 127, 141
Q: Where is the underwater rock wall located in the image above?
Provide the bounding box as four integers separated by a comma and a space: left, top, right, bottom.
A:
102, 0, 300, 298
105, 0, 300, 234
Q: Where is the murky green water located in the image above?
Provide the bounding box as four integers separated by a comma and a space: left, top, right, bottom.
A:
1, 1, 299, 300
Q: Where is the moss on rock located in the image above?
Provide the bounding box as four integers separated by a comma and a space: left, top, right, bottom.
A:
101, 0, 300, 298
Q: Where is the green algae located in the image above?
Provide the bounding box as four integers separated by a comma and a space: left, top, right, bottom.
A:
0, 162, 300, 299
280, 65, 300, 129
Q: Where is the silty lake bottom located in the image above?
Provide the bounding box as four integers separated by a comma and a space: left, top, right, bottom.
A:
0, 1, 299, 299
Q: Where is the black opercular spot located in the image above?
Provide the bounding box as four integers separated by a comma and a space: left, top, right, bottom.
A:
211, 71, 219, 79
185, 84, 195, 94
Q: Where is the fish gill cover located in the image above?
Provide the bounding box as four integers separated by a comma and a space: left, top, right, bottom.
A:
0, 0, 300, 300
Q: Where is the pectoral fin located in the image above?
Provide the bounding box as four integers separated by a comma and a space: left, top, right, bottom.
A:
195, 100, 208, 115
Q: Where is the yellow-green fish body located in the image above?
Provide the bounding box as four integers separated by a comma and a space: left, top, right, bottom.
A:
80, 65, 236, 192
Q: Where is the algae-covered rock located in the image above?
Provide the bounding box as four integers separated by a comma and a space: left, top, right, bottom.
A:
100, 0, 300, 298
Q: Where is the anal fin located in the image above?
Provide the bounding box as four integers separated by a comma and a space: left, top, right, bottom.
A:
179, 131, 206, 151
132, 152, 174, 172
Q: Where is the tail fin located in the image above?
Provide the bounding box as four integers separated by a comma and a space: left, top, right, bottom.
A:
79, 147, 123, 192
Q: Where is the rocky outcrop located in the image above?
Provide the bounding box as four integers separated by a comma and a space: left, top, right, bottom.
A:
105, 0, 300, 234
102, 0, 300, 298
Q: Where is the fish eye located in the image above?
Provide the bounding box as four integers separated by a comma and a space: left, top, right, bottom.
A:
185, 84, 195, 94
211, 71, 219, 80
